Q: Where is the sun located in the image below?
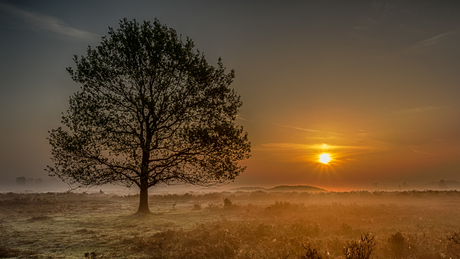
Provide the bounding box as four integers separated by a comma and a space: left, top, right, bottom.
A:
319, 153, 331, 164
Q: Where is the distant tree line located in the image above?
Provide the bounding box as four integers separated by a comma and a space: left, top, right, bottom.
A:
374, 179, 457, 191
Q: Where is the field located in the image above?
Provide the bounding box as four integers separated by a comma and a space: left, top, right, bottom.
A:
1, 190, 460, 258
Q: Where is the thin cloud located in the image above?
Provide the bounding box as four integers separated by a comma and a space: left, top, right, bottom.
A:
0, 2, 99, 40
257, 143, 380, 151
273, 124, 320, 133
403, 31, 457, 54
257, 143, 307, 151
411, 149, 437, 156
236, 116, 250, 122
416, 32, 454, 48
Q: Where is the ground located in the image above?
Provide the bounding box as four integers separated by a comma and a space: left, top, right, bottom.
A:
1, 190, 460, 258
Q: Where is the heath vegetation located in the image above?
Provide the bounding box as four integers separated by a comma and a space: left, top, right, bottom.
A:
1, 190, 460, 258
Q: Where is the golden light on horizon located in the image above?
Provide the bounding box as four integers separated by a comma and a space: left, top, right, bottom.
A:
319, 153, 331, 164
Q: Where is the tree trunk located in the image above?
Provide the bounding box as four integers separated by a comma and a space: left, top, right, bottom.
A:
138, 141, 151, 214
137, 184, 151, 214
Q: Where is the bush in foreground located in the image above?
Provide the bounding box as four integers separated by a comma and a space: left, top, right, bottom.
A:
299, 244, 324, 259
343, 233, 376, 259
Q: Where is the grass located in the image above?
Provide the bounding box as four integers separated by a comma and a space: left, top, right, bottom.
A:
0, 246, 21, 258
1, 190, 460, 258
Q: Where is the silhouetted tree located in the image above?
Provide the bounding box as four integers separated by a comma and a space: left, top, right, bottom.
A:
401, 182, 408, 189
47, 18, 251, 213
439, 179, 447, 189
15, 177, 26, 185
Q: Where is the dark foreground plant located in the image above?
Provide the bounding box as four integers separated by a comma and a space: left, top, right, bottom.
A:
447, 232, 460, 244
388, 231, 408, 258
84, 251, 98, 259
343, 233, 376, 259
447, 232, 460, 259
223, 197, 233, 208
192, 203, 202, 210
299, 244, 324, 259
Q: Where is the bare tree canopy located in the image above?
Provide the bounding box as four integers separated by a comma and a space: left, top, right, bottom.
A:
47, 18, 251, 213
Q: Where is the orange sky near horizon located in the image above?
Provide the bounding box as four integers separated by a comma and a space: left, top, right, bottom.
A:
1, 1, 460, 191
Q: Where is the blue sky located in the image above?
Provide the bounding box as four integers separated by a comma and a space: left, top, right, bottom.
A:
1, 0, 460, 190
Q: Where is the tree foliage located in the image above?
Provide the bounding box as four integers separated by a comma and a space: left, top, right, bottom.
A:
47, 18, 250, 212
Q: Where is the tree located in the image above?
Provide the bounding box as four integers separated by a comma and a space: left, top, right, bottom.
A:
439, 179, 447, 189
47, 18, 251, 213
15, 177, 26, 185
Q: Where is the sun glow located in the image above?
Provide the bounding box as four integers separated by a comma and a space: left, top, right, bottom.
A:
319, 153, 331, 164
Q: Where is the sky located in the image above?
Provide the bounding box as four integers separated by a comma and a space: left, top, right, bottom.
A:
1, 0, 460, 191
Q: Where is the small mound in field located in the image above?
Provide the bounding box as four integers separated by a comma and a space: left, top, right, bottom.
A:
231, 186, 267, 191
268, 185, 326, 192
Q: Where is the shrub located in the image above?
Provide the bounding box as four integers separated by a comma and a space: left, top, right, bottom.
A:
192, 203, 202, 210
447, 232, 460, 259
300, 244, 324, 259
388, 231, 408, 258
447, 232, 460, 244
343, 233, 376, 259
84, 252, 98, 259
223, 198, 233, 208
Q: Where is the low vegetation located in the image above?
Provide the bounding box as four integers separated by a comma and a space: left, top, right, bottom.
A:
1, 190, 460, 258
